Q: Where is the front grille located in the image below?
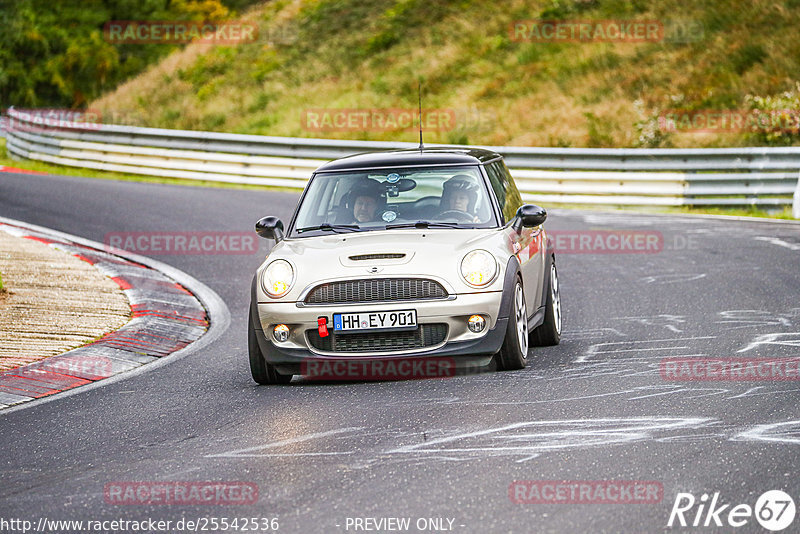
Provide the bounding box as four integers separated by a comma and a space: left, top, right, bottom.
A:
304, 278, 448, 305
349, 253, 405, 261
307, 323, 448, 353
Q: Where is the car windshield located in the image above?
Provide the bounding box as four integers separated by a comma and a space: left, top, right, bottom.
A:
290, 166, 498, 237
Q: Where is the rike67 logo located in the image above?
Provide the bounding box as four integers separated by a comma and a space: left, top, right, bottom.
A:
668, 490, 796, 531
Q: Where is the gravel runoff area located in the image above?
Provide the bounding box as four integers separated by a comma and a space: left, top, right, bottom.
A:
0, 227, 130, 372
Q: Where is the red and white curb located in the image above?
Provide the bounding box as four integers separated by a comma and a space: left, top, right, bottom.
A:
0, 218, 229, 412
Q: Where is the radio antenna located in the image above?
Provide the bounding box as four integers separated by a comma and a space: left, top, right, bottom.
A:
418, 81, 424, 152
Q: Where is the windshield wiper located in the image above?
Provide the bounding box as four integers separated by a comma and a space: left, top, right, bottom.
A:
385, 221, 462, 230
296, 223, 360, 233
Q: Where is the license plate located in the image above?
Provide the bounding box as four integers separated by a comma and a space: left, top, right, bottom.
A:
333, 310, 417, 333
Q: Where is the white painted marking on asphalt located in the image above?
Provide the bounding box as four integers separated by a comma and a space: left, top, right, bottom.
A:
627, 389, 692, 400
383, 396, 461, 406
727, 387, 765, 399
640, 273, 707, 284
626, 386, 731, 401
386, 417, 712, 458
577, 337, 716, 363
592, 347, 690, 354
613, 315, 686, 333
469, 387, 668, 405
206, 427, 365, 458
560, 327, 626, 341
738, 332, 800, 353
383, 383, 799, 407
655, 433, 728, 443
728, 387, 800, 399
615, 358, 709, 379
754, 236, 800, 251
732, 421, 800, 444
716, 310, 791, 330
232, 452, 354, 457
681, 388, 731, 399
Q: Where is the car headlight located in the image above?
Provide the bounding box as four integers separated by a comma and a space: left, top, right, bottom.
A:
261, 259, 295, 298
460, 249, 498, 287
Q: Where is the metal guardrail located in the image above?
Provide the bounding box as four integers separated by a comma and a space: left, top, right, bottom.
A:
4, 107, 800, 211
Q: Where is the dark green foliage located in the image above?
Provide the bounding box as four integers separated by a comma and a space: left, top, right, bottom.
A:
731, 44, 767, 74
0, 0, 260, 109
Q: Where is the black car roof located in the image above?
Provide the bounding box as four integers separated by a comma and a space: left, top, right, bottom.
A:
314, 147, 503, 173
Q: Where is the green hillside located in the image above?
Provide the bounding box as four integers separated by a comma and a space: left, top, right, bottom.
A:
88, 0, 800, 148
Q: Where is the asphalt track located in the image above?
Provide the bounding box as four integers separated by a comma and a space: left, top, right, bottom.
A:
1, 170, 800, 533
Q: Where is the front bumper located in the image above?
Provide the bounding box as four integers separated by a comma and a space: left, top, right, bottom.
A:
249, 255, 525, 376
251, 281, 507, 372
254, 318, 507, 375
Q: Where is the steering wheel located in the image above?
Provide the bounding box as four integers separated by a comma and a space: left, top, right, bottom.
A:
437, 210, 474, 222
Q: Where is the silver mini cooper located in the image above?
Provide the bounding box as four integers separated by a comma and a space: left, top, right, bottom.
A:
248, 147, 561, 384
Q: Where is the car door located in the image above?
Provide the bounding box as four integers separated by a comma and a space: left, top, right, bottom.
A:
485, 160, 544, 313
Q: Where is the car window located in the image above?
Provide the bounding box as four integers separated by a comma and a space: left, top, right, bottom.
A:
291, 166, 499, 236
485, 160, 523, 224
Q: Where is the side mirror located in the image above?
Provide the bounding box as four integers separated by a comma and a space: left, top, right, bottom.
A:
255, 216, 284, 241
516, 204, 547, 228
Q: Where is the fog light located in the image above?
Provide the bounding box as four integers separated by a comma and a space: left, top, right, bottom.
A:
273, 324, 290, 342
468, 315, 486, 333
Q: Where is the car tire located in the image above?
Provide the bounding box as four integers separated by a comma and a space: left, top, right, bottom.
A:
531, 256, 561, 346
249, 307, 292, 385
495, 277, 529, 371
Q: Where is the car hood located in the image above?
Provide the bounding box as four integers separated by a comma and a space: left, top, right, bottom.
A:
258, 228, 510, 301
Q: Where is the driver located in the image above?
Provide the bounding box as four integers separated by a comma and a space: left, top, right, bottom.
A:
347, 178, 385, 223
439, 175, 480, 221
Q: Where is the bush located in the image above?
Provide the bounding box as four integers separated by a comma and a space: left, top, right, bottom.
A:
744, 83, 800, 146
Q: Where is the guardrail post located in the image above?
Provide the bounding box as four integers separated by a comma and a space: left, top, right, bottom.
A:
794, 171, 800, 219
